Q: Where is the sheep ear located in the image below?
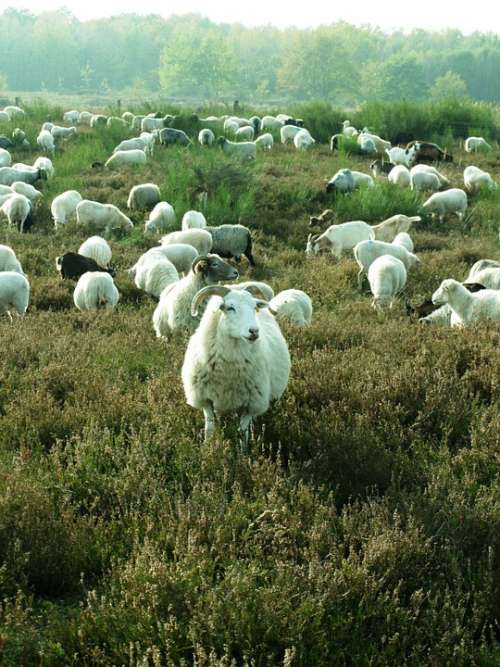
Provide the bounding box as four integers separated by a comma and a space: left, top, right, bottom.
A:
255, 300, 268, 310
243, 285, 269, 301
192, 255, 211, 273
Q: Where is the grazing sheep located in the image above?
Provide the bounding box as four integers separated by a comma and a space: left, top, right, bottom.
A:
371, 160, 393, 178
0, 166, 46, 186
113, 138, 148, 154
153, 254, 238, 337
368, 255, 407, 309
11, 182, 42, 202
0, 149, 11, 167
463, 166, 496, 193
261, 115, 284, 131
148, 243, 198, 275
51, 190, 82, 228
36, 129, 55, 154
0, 194, 31, 232
407, 141, 453, 163
139, 132, 156, 155
198, 129, 215, 146
63, 110, 80, 124
141, 116, 167, 132
0, 245, 24, 274
133, 249, 179, 298
217, 137, 256, 160
122, 111, 134, 124
269, 289, 312, 326
411, 163, 449, 188
56, 253, 116, 280
358, 135, 378, 155
182, 284, 290, 450
309, 208, 335, 228
326, 169, 374, 194
464, 137, 492, 153
181, 210, 207, 231
342, 120, 358, 138
294, 129, 315, 150
90, 114, 107, 128
205, 224, 255, 266
144, 202, 177, 234
73, 272, 119, 311
235, 126, 255, 142
354, 239, 420, 290
51, 125, 76, 141
156, 128, 191, 147
422, 189, 468, 222
254, 133, 274, 149
388, 165, 412, 188
77, 111, 93, 125
392, 232, 414, 253
3, 106, 25, 119
106, 116, 127, 129
105, 150, 147, 169
432, 279, 500, 326
280, 125, 302, 144
160, 228, 213, 256
307, 221, 374, 259
127, 183, 161, 211
411, 170, 441, 193
33, 157, 54, 179
357, 130, 391, 154
371, 214, 420, 243
386, 146, 415, 167
0, 272, 30, 319
76, 200, 133, 236
224, 118, 239, 136
78, 236, 112, 269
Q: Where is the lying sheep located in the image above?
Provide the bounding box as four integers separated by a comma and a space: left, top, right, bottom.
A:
371, 214, 420, 243
307, 221, 374, 259
463, 166, 496, 193
432, 279, 500, 326
134, 249, 179, 298
466, 259, 500, 281
368, 255, 407, 309
389, 165, 411, 188
392, 232, 414, 252
78, 236, 112, 269
73, 272, 119, 311
76, 200, 133, 236
464, 137, 492, 153
422, 189, 468, 222
0, 272, 30, 320
198, 129, 215, 146
205, 224, 255, 266
469, 268, 500, 290
145, 202, 177, 234
127, 183, 161, 211
51, 190, 82, 229
254, 133, 274, 150
105, 150, 147, 169
160, 228, 213, 256
269, 289, 312, 326
0, 194, 31, 232
217, 137, 256, 160
56, 252, 116, 280
0, 245, 24, 274
354, 239, 420, 290
181, 210, 207, 231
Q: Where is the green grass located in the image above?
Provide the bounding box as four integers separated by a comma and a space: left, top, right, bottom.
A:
0, 102, 498, 666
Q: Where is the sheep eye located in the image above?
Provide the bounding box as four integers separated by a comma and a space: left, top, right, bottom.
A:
226, 305, 235, 312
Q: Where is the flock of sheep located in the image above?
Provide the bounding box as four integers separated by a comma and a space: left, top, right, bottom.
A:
0, 104, 499, 448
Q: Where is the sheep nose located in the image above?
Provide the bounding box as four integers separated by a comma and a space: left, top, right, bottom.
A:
248, 327, 259, 341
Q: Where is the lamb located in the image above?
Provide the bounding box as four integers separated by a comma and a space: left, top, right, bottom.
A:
0, 194, 31, 232
411, 164, 449, 188
181, 284, 290, 450
254, 133, 274, 150
0, 245, 24, 274
269, 289, 312, 326
392, 232, 414, 252
464, 137, 492, 153
198, 129, 215, 146
205, 224, 255, 266
182, 210, 207, 231
51, 125, 76, 141
385, 146, 415, 167
144, 202, 177, 234
73, 272, 120, 311
105, 150, 147, 169
33, 157, 54, 179
371, 214, 421, 242
294, 129, 315, 150
63, 110, 80, 124
307, 221, 375, 259
354, 239, 420, 290
411, 283, 486, 324
422, 189, 468, 222
463, 166, 496, 193
153, 254, 238, 337
388, 165, 411, 188
160, 229, 213, 256
406, 141, 453, 163
0, 149, 11, 167
11, 182, 42, 202
56, 253, 116, 280
113, 138, 148, 154
0, 272, 30, 320
368, 255, 407, 309
76, 200, 134, 236
235, 126, 255, 142
326, 169, 374, 194
156, 128, 191, 147
217, 137, 256, 160
36, 129, 55, 154
309, 208, 335, 228
127, 183, 161, 211
133, 249, 179, 298
51, 190, 82, 228
432, 279, 500, 326
78, 236, 112, 269
411, 170, 441, 193
280, 125, 302, 144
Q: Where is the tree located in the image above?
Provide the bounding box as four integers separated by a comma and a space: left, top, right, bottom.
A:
430, 71, 468, 101
363, 55, 429, 102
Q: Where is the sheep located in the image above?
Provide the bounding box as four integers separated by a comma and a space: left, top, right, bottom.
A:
160, 229, 213, 256
0, 166, 46, 186
280, 125, 302, 144
249, 116, 261, 134
422, 189, 468, 222
182, 210, 207, 231
90, 114, 107, 128
261, 115, 284, 131
0, 194, 31, 232
181, 284, 290, 449
51, 190, 82, 229
410, 164, 449, 188
468, 268, 500, 290
385, 146, 415, 167
392, 232, 414, 253
235, 126, 255, 142
269, 289, 312, 326
466, 259, 500, 281
0, 149, 11, 168
132, 115, 145, 131
3, 106, 25, 119
371, 214, 421, 243
78, 236, 112, 269
76, 200, 134, 236
145, 202, 177, 234
307, 221, 375, 259
198, 129, 215, 146
153, 254, 239, 337
224, 118, 239, 136
0, 185, 13, 196
63, 110, 80, 124
113, 138, 148, 154
354, 239, 420, 290
139, 132, 156, 155
228, 281, 275, 302
51, 125, 76, 141
127, 183, 161, 211
147, 243, 198, 275
0, 245, 24, 274
406, 141, 453, 163
464, 137, 491, 153
368, 255, 407, 310
156, 128, 191, 147
73, 272, 119, 311
36, 129, 55, 154
77, 111, 93, 125
309, 208, 335, 228
371, 160, 393, 178
357, 130, 391, 154
217, 137, 256, 160
388, 165, 411, 188
33, 157, 54, 179
411, 170, 441, 193
409, 283, 486, 324
0, 136, 14, 149
56, 253, 116, 280
0, 272, 30, 320
358, 135, 378, 155
254, 133, 274, 150
106, 116, 127, 129
205, 224, 255, 266
0, 111, 10, 123
11, 182, 42, 202
326, 169, 374, 194
342, 120, 358, 138
463, 166, 497, 193
133, 249, 179, 298
431, 279, 500, 326
42, 122, 55, 132
105, 150, 147, 169
294, 129, 315, 150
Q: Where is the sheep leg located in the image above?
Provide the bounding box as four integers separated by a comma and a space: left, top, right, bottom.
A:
357, 268, 365, 291
238, 414, 252, 454
203, 404, 215, 441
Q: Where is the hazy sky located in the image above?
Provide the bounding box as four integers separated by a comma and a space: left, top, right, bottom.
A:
8, 0, 500, 34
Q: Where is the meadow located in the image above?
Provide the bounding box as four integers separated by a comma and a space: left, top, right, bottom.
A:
0, 101, 499, 666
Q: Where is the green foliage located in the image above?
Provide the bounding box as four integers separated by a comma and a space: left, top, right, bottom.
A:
431, 70, 469, 101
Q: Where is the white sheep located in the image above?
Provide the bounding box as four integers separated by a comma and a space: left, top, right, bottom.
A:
11, 182, 42, 202
269, 289, 312, 326
198, 129, 215, 146
51, 190, 82, 228
468, 268, 500, 290
0, 149, 11, 168
411, 164, 449, 187
33, 156, 54, 179
0, 111, 10, 123
41, 122, 54, 132
139, 132, 156, 155
371, 214, 420, 242
145, 201, 177, 234
77, 111, 93, 125
466, 259, 500, 281
76, 200, 134, 236
73, 272, 120, 311
358, 135, 377, 155
133, 249, 179, 298
4, 106, 25, 119
463, 166, 497, 193
0, 245, 24, 274
368, 255, 407, 309
254, 133, 274, 150
432, 279, 500, 326
160, 229, 213, 256
385, 146, 414, 167
411, 171, 441, 193
0, 272, 30, 320
63, 110, 80, 124
127, 183, 161, 210
294, 129, 315, 150
388, 165, 411, 188
280, 125, 302, 144
105, 150, 147, 169
392, 232, 414, 252
224, 118, 239, 136
464, 137, 492, 153
326, 169, 374, 194
149, 243, 198, 275
78, 236, 112, 269
261, 115, 284, 131
182, 284, 291, 449
51, 125, 76, 141
113, 138, 148, 154
422, 189, 468, 222
342, 120, 358, 138
354, 239, 420, 289
307, 221, 375, 258
0, 194, 31, 232
357, 130, 391, 154
181, 210, 207, 231
218, 138, 256, 160
36, 129, 55, 154
235, 126, 255, 141
141, 117, 166, 132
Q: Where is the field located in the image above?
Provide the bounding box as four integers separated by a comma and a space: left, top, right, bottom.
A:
0, 102, 499, 666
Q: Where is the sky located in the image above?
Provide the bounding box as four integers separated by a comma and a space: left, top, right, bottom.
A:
6, 0, 500, 34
